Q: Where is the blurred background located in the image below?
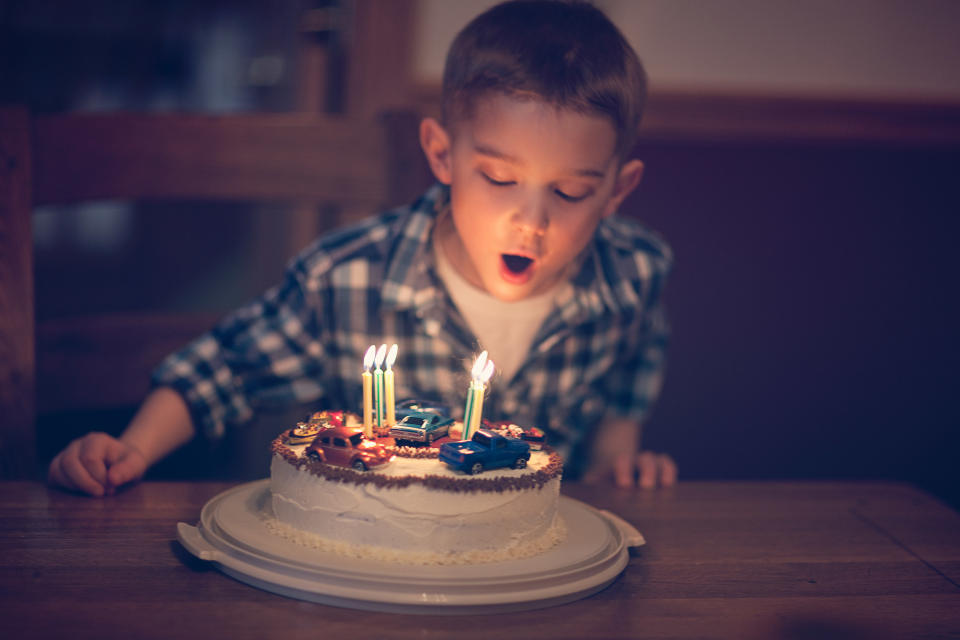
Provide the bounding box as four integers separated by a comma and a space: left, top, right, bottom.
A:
2, 0, 959, 506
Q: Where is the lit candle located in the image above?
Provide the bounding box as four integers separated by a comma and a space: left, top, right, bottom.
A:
362, 345, 376, 438
463, 351, 484, 440
384, 343, 398, 426
464, 383, 481, 441
475, 359, 495, 433
463, 351, 495, 441
373, 344, 387, 429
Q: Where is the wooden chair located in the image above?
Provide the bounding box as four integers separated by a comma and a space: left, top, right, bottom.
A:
0, 107, 431, 479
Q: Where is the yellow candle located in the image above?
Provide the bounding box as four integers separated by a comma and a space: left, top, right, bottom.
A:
462, 352, 494, 441
475, 359, 494, 434
469, 382, 484, 437
362, 371, 373, 437
463, 353, 484, 440
384, 344, 398, 426
362, 345, 375, 438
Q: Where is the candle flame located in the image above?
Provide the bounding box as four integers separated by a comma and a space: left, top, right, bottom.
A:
385, 343, 398, 370
480, 359, 495, 384
363, 345, 376, 370
471, 351, 488, 381
375, 343, 387, 369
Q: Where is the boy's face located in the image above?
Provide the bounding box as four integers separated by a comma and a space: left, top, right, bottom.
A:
421, 94, 643, 302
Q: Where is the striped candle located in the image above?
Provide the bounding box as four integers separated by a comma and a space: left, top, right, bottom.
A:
373, 344, 387, 429
384, 344, 398, 426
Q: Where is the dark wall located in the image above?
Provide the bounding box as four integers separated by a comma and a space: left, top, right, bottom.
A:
625, 138, 960, 507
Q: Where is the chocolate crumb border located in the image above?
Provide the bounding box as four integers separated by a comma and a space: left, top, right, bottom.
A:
270, 436, 562, 492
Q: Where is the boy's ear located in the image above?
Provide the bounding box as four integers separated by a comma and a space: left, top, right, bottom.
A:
602, 159, 644, 218
419, 117, 453, 185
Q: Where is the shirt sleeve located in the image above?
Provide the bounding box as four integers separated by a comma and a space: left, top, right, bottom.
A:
602, 288, 670, 425
151, 264, 327, 440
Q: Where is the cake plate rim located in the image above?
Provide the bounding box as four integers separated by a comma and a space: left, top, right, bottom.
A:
176, 478, 643, 614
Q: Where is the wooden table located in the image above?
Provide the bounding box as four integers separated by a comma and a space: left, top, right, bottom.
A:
2, 480, 959, 639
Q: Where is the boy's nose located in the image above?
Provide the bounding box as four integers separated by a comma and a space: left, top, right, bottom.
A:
511, 197, 549, 237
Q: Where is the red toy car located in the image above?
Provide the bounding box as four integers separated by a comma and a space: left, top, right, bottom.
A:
305, 426, 394, 471
307, 410, 344, 428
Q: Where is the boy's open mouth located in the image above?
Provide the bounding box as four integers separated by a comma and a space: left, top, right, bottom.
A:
500, 253, 535, 284
502, 254, 533, 274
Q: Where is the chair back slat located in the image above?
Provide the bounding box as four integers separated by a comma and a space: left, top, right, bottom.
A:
36, 313, 222, 414
33, 113, 390, 207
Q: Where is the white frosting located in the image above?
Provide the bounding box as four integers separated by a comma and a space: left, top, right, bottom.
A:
269, 449, 563, 564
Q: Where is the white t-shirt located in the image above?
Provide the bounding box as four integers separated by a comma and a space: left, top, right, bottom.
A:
433, 241, 568, 382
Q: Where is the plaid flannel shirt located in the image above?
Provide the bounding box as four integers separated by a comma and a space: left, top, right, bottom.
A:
153, 184, 672, 473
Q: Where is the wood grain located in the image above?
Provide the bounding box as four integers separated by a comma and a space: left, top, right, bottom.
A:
1, 481, 958, 639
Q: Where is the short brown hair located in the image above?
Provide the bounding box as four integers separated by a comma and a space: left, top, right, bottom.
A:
442, 0, 647, 160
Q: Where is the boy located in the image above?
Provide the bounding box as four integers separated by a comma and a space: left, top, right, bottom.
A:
48, 0, 677, 496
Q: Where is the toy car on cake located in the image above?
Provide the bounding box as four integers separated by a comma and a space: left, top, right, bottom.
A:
394, 398, 451, 421
389, 410, 454, 445
487, 421, 547, 450
438, 429, 531, 475
306, 410, 344, 428
285, 421, 324, 445
305, 426, 394, 471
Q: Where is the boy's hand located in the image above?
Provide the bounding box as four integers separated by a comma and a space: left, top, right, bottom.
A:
583, 418, 677, 488
584, 449, 678, 488
48, 387, 195, 497
48, 432, 147, 497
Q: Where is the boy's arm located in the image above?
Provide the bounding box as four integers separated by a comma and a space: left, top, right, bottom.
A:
582, 416, 676, 488
151, 259, 328, 442
48, 387, 195, 497
585, 280, 675, 488
49, 240, 332, 498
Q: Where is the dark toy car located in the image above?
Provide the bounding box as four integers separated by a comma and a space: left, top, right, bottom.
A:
438, 429, 531, 475
285, 421, 323, 445
305, 426, 394, 471
307, 410, 344, 428
389, 410, 454, 445
487, 421, 548, 451
394, 398, 451, 421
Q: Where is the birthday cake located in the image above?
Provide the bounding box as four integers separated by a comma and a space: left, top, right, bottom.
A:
266, 346, 564, 565
268, 412, 564, 565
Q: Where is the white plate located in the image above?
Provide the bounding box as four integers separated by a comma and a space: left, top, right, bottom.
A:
177, 479, 644, 614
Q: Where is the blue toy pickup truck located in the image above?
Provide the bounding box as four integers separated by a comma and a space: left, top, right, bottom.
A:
438, 429, 531, 475
389, 410, 454, 445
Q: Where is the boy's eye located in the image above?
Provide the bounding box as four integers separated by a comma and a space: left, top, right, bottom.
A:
554, 188, 591, 203
481, 172, 515, 187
